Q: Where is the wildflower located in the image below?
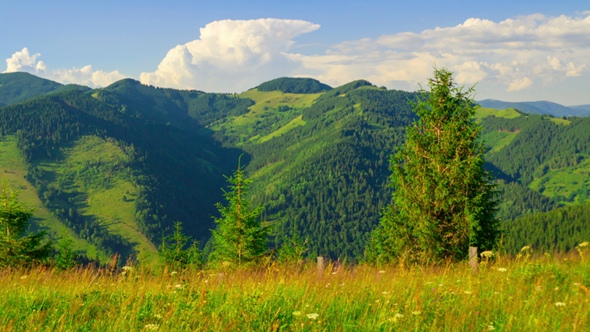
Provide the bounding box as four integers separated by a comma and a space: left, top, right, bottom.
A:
122, 266, 133, 271
20, 275, 28, 280
144, 324, 159, 331
554, 302, 566, 307
154, 314, 163, 320
378, 270, 386, 274
412, 311, 421, 315
306, 313, 319, 320
497, 268, 507, 272
480, 251, 494, 258
382, 291, 390, 295
389, 313, 404, 322
487, 325, 496, 331
292, 311, 302, 317
175, 284, 182, 289
554, 287, 559, 291
578, 242, 588, 248
464, 291, 472, 294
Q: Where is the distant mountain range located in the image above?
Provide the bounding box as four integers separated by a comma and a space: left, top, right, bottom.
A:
478, 99, 590, 117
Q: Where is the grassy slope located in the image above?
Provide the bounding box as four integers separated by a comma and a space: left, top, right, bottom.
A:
0, 135, 106, 260
476, 107, 589, 206
217, 89, 322, 144
529, 158, 590, 204
1, 253, 589, 331
34, 136, 158, 263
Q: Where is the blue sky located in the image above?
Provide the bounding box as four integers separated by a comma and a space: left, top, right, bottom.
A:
2, 1, 589, 105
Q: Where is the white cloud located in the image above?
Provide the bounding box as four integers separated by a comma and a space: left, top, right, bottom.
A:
3, 47, 126, 87
288, 12, 590, 95
140, 18, 320, 92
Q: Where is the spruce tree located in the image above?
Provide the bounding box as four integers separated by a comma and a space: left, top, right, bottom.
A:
0, 184, 52, 267
160, 221, 202, 270
371, 68, 499, 264
209, 163, 269, 268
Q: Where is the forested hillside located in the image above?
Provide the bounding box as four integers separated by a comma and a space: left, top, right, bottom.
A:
1, 73, 589, 262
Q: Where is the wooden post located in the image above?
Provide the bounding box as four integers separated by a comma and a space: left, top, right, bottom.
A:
469, 246, 479, 274
317, 256, 325, 277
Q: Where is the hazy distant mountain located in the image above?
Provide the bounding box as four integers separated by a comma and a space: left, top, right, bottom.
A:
478, 99, 590, 117
570, 104, 590, 113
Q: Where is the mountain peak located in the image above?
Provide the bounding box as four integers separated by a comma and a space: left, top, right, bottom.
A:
256, 77, 332, 94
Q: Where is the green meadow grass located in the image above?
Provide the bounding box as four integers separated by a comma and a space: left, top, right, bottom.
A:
259, 115, 307, 143
1, 251, 589, 331
474, 107, 522, 121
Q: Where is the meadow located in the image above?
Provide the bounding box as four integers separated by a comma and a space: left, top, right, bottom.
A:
1, 250, 589, 331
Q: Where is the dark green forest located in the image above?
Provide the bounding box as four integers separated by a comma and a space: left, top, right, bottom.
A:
1, 73, 589, 262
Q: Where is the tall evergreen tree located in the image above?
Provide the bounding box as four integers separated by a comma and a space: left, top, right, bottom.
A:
209, 162, 269, 268
370, 68, 499, 264
0, 184, 52, 267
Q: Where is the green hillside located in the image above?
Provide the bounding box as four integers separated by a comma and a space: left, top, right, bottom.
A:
0, 135, 107, 261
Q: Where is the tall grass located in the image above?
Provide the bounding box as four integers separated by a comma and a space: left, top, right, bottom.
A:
1, 252, 589, 331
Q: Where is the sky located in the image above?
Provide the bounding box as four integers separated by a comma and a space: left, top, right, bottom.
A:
2, 1, 590, 105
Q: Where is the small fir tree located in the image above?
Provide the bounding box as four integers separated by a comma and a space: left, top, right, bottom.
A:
54, 237, 77, 270
160, 221, 202, 270
371, 68, 499, 264
0, 184, 52, 267
209, 162, 269, 268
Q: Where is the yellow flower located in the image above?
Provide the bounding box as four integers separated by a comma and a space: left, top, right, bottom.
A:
578, 241, 589, 248
554, 302, 566, 307
292, 311, 302, 317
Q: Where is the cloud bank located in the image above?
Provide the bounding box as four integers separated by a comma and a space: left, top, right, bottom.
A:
289, 13, 590, 94
3, 47, 126, 87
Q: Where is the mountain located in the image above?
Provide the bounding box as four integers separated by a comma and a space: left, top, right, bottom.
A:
0, 72, 90, 107
1, 73, 589, 262
478, 99, 590, 117
571, 104, 590, 114
256, 77, 332, 94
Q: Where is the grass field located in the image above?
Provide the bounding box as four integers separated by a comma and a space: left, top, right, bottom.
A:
1, 250, 589, 331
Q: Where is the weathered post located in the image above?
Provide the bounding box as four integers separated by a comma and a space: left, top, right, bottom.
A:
469, 246, 479, 274
317, 256, 325, 277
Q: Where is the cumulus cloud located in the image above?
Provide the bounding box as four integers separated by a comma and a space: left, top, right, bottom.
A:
3, 47, 126, 87
140, 18, 320, 92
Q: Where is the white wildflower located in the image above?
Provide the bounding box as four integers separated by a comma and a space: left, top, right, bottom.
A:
306, 313, 319, 320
